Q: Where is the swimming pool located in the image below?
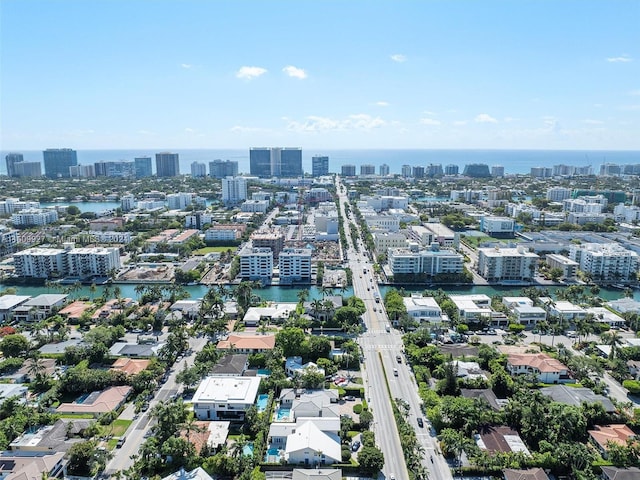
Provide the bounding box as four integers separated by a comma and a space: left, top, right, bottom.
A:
276, 408, 291, 420
243, 442, 254, 457
75, 393, 90, 404
256, 394, 269, 412
267, 447, 279, 455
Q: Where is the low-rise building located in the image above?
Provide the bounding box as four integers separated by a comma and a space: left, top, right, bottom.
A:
216, 333, 276, 353
502, 297, 546, 326
540, 385, 615, 412
388, 244, 464, 277
449, 294, 493, 323
403, 294, 444, 325
506, 353, 573, 384
241, 200, 270, 213
243, 303, 298, 326
56, 386, 132, 416
480, 216, 516, 238
373, 232, 408, 253
546, 300, 586, 321
191, 376, 261, 421
11, 294, 67, 322
0, 295, 30, 322
588, 424, 637, 458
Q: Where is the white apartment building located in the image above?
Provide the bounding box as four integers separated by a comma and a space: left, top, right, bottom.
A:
192, 376, 261, 421
425, 222, 459, 248
0, 228, 19, 255
241, 200, 270, 213
185, 212, 216, 229
205, 228, 239, 242
136, 200, 166, 211
0, 198, 40, 215
120, 194, 135, 212
480, 216, 516, 237
569, 243, 639, 282
403, 295, 444, 324
477, 247, 539, 283
449, 294, 493, 323
406, 225, 434, 246
13, 248, 66, 278
546, 187, 573, 202
388, 245, 464, 276
567, 213, 608, 225
222, 177, 248, 205
66, 247, 121, 278
364, 214, 400, 232
279, 248, 312, 285
87, 231, 133, 244
373, 232, 408, 253
546, 254, 579, 281
239, 245, 273, 283
11, 209, 58, 227
502, 297, 547, 326
167, 192, 195, 210
563, 199, 605, 214
364, 195, 409, 211
613, 204, 640, 223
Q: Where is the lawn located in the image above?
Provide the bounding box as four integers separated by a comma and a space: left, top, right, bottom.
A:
109, 419, 133, 437
193, 246, 235, 255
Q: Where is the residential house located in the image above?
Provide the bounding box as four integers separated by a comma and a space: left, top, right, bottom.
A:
11, 294, 67, 322
56, 386, 132, 416
600, 466, 640, 480
503, 468, 550, 480
216, 333, 276, 354
0, 384, 28, 402
210, 354, 249, 376
588, 424, 636, 458
243, 303, 298, 327
460, 389, 502, 411
109, 341, 164, 358
9, 418, 93, 452
506, 353, 573, 384
111, 358, 151, 376
475, 426, 530, 455
162, 467, 215, 480
285, 357, 325, 378
191, 376, 261, 422
292, 469, 342, 480
284, 421, 342, 466
180, 421, 230, 453
0, 451, 65, 480
540, 385, 616, 412
403, 295, 444, 325
0, 295, 30, 322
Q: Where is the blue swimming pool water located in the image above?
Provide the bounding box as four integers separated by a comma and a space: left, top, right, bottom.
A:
243, 442, 254, 456
267, 447, 279, 455
276, 408, 291, 420
76, 393, 90, 404
256, 394, 269, 412
257, 368, 271, 376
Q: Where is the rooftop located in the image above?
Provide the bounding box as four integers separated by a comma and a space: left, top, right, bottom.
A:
192, 376, 261, 404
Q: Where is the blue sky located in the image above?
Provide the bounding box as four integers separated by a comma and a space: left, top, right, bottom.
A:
1, 0, 639, 150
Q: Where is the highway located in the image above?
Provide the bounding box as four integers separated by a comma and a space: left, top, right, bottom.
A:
336, 178, 453, 480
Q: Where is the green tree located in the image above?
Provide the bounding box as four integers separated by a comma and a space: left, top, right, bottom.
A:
275, 327, 307, 358
357, 445, 385, 474
0, 334, 30, 358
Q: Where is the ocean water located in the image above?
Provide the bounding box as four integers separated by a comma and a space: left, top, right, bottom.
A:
2, 149, 640, 176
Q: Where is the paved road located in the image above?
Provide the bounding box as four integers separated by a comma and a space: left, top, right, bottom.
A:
336, 177, 452, 480
103, 335, 209, 478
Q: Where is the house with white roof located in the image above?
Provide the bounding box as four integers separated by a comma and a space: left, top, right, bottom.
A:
403, 294, 444, 325
292, 469, 342, 480
11, 294, 68, 322
0, 295, 30, 322
285, 421, 342, 466
547, 300, 586, 321
502, 297, 546, 326
585, 307, 626, 328
285, 357, 325, 378
191, 376, 261, 422
243, 303, 298, 327
450, 294, 493, 323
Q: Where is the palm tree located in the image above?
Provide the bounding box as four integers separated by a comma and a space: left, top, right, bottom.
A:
297, 289, 309, 305
601, 330, 624, 359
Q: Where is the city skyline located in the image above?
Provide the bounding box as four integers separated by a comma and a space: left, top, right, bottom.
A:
1, 0, 639, 150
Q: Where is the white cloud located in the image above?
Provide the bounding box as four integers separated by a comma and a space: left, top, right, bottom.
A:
286, 114, 385, 132
184, 128, 195, 133
583, 119, 604, 125
230, 125, 272, 134
475, 113, 498, 124
181, 63, 192, 69
422, 111, 437, 116
390, 54, 407, 63
420, 118, 441, 126
236, 66, 268, 80
375, 101, 390, 107
606, 55, 632, 63
452, 120, 468, 126
282, 65, 307, 79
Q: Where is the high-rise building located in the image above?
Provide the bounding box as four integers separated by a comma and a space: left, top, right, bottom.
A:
280, 148, 302, 177
531, 166, 552, 178
250, 148, 272, 177
222, 177, 248, 205
191, 162, 207, 178
412, 166, 425, 178
341, 164, 356, 176
69, 164, 96, 177
94, 161, 134, 177
462, 163, 491, 178
491, 165, 505, 177
444, 164, 459, 175
249, 147, 302, 177
426, 164, 443, 177
360, 164, 375, 176
209, 159, 238, 178
14, 162, 41, 177
401, 165, 412, 177
155, 152, 180, 177
43, 148, 77, 178
134, 157, 153, 177
379, 164, 390, 176
238, 245, 273, 284
279, 248, 312, 284
5, 153, 23, 177
312, 156, 329, 176
477, 247, 539, 283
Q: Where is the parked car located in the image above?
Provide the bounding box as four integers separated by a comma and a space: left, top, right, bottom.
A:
116, 437, 126, 448
344, 395, 356, 401
351, 441, 361, 452
417, 417, 424, 428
